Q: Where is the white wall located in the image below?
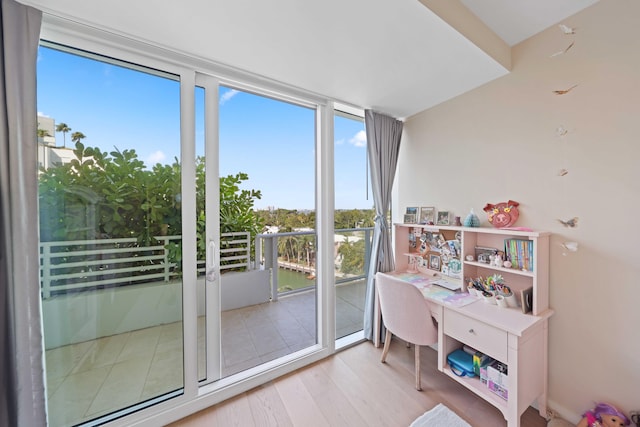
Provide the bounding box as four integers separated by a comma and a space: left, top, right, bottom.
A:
42, 281, 184, 349
42, 270, 270, 349
397, 0, 640, 422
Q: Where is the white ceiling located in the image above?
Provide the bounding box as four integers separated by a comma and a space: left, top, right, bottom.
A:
461, 0, 599, 46
24, 0, 598, 119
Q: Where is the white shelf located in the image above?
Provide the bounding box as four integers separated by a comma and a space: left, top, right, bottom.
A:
443, 367, 508, 415
463, 261, 534, 278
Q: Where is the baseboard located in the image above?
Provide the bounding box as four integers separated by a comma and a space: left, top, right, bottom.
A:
547, 399, 581, 424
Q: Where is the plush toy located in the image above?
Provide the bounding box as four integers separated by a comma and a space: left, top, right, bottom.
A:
576, 403, 630, 427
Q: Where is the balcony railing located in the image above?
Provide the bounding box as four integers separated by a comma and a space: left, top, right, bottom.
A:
40, 227, 373, 300
256, 227, 373, 300
39, 233, 251, 299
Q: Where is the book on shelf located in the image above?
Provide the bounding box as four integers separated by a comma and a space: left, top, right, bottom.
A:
504, 239, 533, 272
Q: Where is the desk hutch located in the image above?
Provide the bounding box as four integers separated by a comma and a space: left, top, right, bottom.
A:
375, 223, 553, 427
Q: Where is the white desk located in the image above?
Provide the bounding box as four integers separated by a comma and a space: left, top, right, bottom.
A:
374, 271, 553, 427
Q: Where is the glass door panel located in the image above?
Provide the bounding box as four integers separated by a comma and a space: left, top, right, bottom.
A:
333, 111, 372, 340
195, 85, 208, 382
217, 86, 317, 378
194, 75, 222, 385
37, 45, 183, 426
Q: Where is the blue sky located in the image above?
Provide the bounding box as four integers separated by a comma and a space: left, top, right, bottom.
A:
37, 46, 371, 210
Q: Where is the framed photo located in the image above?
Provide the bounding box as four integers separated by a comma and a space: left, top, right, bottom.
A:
424, 231, 438, 247
475, 246, 498, 264
405, 207, 418, 216
403, 213, 417, 224
520, 286, 533, 314
436, 210, 450, 225
418, 206, 435, 224
429, 254, 441, 271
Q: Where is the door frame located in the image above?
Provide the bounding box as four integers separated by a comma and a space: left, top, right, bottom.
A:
39, 14, 338, 427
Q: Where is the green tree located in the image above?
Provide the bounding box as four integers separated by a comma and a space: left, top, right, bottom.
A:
218, 171, 264, 269
219, 171, 263, 237
71, 131, 86, 145
38, 143, 263, 274
334, 209, 375, 229
55, 122, 71, 147
297, 235, 315, 266
338, 238, 365, 275
278, 235, 298, 263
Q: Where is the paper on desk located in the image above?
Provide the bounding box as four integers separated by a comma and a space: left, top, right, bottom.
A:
430, 279, 462, 291
442, 292, 477, 307
418, 285, 454, 302
386, 271, 476, 307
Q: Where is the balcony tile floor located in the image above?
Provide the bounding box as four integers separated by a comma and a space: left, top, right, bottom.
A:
45, 280, 365, 427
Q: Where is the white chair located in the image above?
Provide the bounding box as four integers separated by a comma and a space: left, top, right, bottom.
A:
375, 272, 438, 391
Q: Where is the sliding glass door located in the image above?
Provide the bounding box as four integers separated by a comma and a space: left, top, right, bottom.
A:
37, 28, 327, 426
37, 45, 184, 426
196, 78, 319, 381
334, 110, 371, 341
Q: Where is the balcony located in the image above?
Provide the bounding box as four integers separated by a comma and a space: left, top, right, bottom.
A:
41, 228, 371, 427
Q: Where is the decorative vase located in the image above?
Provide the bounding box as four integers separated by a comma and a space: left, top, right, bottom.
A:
463, 209, 480, 227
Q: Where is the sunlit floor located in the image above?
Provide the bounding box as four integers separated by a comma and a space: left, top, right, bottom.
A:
44, 280, 365, 427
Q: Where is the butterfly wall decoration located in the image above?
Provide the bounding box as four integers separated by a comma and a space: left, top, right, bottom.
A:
559, 24, 576, 35
558, 217, 578, 228
550, 42, 575, 58
553, 85, 578, 95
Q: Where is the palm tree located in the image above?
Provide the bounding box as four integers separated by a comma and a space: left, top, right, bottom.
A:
298, 236, 315, 266
55, 122, 71, 148
37, 129, 51, 144
71, 131, 86, 145
278, 235, 298, 263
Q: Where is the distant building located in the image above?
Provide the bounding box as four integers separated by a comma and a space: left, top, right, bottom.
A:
37, 115, 56, 146
37, 114, 76, 170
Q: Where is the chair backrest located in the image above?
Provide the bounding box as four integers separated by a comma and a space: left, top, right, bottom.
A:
375, 272, 438, 346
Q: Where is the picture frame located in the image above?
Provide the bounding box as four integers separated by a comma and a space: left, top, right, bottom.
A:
520, 286, 533, 314
418, 206, 435, 224
474, 246, 498, 264
405, 207, 418, 216
436, 210, 450, 225
429, 254, 441, 271
403, 213, 417, 224
424, 231, 438, 247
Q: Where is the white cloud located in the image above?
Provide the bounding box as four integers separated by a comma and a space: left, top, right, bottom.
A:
220, 89, 239, 105
349, 130, 367, 147
147, 150, 166, 165
335, 138, 345, 145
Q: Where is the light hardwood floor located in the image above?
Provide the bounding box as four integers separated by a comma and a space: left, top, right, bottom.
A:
169, 339, 548, 427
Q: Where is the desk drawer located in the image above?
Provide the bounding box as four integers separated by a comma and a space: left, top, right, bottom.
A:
444, 309, 507, 361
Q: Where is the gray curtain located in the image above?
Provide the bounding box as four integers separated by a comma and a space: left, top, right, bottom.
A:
362, 109, 403, 341
0, 1, 45, 426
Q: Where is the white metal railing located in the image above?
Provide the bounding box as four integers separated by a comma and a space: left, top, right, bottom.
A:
40, 232, 250, 299
219, 231, 252, 271
40, 228, 372, 300
255, 227, 373, 300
